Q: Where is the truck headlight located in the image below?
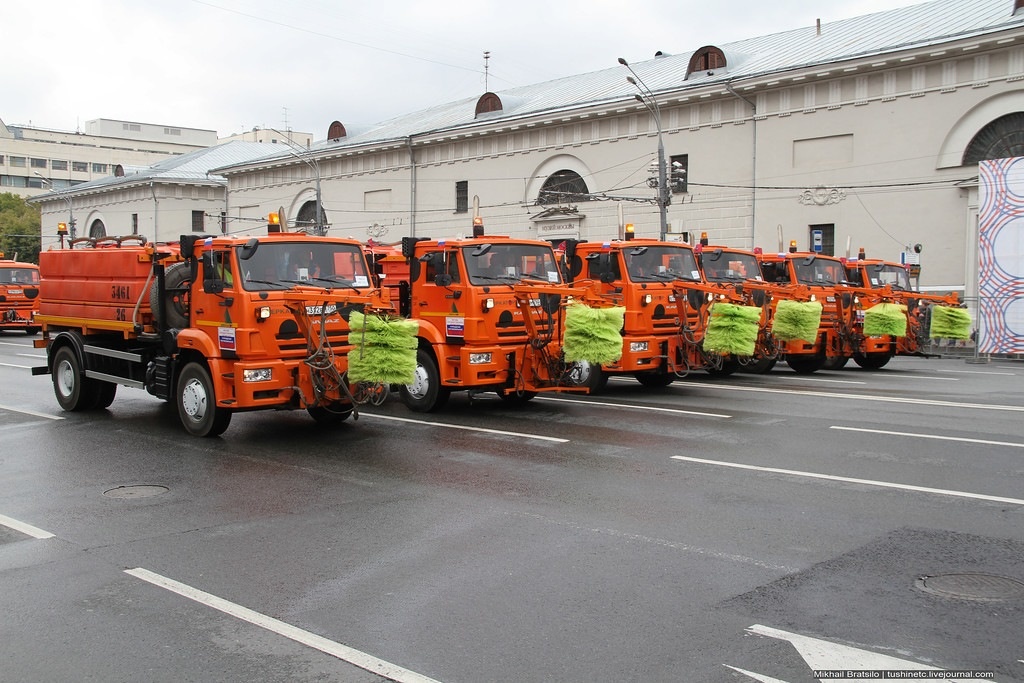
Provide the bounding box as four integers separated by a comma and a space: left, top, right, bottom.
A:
243, 368, 273, 382
469, 353, 492, 364
256, 306, 271, 321
629, 341, 648, 352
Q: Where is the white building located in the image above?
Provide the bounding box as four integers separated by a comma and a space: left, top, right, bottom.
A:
1, 118, 214, 197
211, 0, 1024, 310
29, 142, 286, 245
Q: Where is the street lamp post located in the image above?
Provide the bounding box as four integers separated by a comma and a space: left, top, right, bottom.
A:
270, 129, 324, 236
34, 172, 76, 239
618, 57, 669, 241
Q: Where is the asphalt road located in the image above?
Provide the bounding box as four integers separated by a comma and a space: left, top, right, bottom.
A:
1, 331, 1022, 683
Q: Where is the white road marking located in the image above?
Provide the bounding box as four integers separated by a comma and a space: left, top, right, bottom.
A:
939, 368, 1016, 376
0, 513, 55, 539
0, 361, 34, 369
0, 341, 36, 348
774, 376, 865, 385
745, 623, 940, 671
125, 568, 443, 683
679, 380, 1024, 412
0, 404, 63, 420
670, 455, 1024, 506
882, 374, 958, 381
724, 666, 791, 683
360, 412, 568, 442
538, 395, 731, 418
831, 425, 1024, 449
17, 353, 45, 359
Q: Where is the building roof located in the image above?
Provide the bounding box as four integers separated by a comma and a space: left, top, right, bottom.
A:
28, 141, 284, 202
226, 0, 1024, 170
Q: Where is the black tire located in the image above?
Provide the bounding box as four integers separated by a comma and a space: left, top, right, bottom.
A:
705, 357, 740, 377
634, 370, 675, 387
853, 352, 892, 370
151, 262, 192, 330
307, 403, 353, 425
742, 357, 777, 374
573, 360, 609, 393
497, 390, 538, 405
399, 348, 450, 412
95, 382, 118, 409
177, 362, 231, 437
51, 345, 101, 411
821, 355, 850, 370
786, 355, 825, 374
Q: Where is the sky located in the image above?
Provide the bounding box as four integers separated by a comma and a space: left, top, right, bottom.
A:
3, 0, 930, 140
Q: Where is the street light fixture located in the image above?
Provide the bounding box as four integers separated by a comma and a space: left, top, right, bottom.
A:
34, 172, 76, 239
618, 57, 669, 241
269, 128, 324, 236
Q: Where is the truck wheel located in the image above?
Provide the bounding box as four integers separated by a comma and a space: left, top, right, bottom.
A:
400, 349, 449, 412
571, 360, 609, 393
95, 382, 118, 409
151, 262, 192, 330
52, 346, 101, 411
177, 362, 232, 437
634, 370, 674, 387
742, 357, 777, 374
853, 352, 892, 370
307, 403, 353, 425
705, 357, 740, 377
786, 355, 825, 374
822, 356, 849, 370
497, 390, 538, 405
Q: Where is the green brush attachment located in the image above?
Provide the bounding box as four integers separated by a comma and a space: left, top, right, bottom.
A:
929, 306, 972, 340
347, 311, 419, 384
863, 302, 907, 337
703, 302, 761, 357
563, 304, 626, 365
772, 299, 823, 343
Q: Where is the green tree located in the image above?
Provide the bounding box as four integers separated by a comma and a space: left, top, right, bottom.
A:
0, 192, 41, 264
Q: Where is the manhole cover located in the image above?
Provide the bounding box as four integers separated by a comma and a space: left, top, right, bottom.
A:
916, 573, 1024, 601
103, 485, 169, 499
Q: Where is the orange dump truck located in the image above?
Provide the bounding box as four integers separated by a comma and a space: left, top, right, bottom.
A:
32, 233, 397, 436
374, 232, 621, 412
0, 252, 40, 334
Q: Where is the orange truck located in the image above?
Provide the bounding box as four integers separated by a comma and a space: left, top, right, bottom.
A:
373, 230, 621, 412
843, 249, 963, 360
0, 252, 41, 334
563, 237, 742, 389
32, 233, 398, 436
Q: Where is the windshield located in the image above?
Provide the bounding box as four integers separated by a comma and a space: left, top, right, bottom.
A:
622, 245, 702, 282
792, 256, 845, 286
0, 267, 39, 285
237, 242, 371, 291
867, 263, 912, 291
700, 250, 762, 283
464, 243, 563, 286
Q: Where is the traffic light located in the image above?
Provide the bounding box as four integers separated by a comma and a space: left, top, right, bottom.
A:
267, 212, 281, 233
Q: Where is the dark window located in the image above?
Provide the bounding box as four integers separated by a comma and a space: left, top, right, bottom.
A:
963, 112, 1024, 164
669, 154, 688, 194
31, 158, 47, 169
131, 213, 139, 234
424, 251, 460, 283
191, 210, 205, 232
92, 163, 107, 173
51, 160, 68, 171
809, 224, 835, 256
538, 169, 590, 205
455, 181, 468, 213
89, 219, 106, 239
72, 161, 88, 172
9, 157, 25, 168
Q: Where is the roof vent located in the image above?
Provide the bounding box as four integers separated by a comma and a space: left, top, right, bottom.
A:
327, 120, 347, 142
114, 164, 124, 177
686, 46, 727, 79
475, 92, 503, 118
654, 51, 671, 58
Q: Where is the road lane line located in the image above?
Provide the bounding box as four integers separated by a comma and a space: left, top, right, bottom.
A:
0, 514, 55, 539
831, 425, 1024, 449
125, 568, 442, 683
774, 376, 865, 385
0, 362, 34, 369
360, 412, 568, 442
678, 381, 1024, 412
0, 404, 63, 420
538, 395, 731, 418
670, 455, 1024, 506
938, 369, 1016, 376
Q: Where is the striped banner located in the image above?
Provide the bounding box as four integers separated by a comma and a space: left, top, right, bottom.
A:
978, 158, 1024, 354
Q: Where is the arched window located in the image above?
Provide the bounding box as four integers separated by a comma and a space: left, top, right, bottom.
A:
295, 200, 328, 232
89, 219, 106, 239
687, 46, 727, 78
537, 170, 590, 205
963, 112, 1024, 164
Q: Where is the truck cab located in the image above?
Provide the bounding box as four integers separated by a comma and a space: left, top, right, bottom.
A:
0, 253, 41, 334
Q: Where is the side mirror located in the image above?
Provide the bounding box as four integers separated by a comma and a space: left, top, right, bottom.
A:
238, 238, 259, 261
434, 273, 453, 287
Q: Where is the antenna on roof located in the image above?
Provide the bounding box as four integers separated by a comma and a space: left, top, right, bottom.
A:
484, 51, 491, 91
